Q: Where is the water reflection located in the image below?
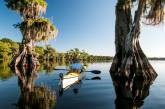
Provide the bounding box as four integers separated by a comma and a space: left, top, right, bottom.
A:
86, 76, 101, 80
0, 61, 13, 80
0, 61, 87, 80
14, 67, 56, 109
110, 73, 156, 109
0, 61, 64, 80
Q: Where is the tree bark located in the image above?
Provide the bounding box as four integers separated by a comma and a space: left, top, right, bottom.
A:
12, 39, 38, 69
110, 0, 157, 81
110, 1, 132, 74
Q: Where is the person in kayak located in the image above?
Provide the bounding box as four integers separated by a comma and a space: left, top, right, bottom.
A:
69, 58, 85, 72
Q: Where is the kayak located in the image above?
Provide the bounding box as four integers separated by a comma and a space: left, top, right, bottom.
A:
59, 71, 86, 90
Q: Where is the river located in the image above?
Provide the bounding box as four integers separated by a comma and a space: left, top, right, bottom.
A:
0, 61, 165, 109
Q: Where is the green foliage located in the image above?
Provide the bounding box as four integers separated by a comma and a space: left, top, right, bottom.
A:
0, 38, 19, 60
88, 55, 113, 62
5, 0, 47, 12
35, 46, 44, 55
0, 38, 13, 43
45, 45, 56, 54
1, 38, 19, 53
34, 0, 47, 7
34, 46, 45, 59
44, 45, 57, 61
5, 0, 27, 11
65, 48, 89, 61
16, 17, 58, 42
0, 41, 12, 58
34, 44, 57, 61
5, 0, 58, 44
0, 62, 13, 80
0, 38, 112, 63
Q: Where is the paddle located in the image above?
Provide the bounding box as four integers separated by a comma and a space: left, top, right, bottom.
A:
54, 76, 101, 80
85, 70, 101, 74
85, 76, 101, 80
54, 68, 101, 74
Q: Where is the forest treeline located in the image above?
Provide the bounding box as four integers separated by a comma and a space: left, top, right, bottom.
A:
0, 38, 164, 63
0, 38, 112, 63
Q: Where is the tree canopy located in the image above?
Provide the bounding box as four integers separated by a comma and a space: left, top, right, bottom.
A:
5, 0, 58, 42
119, 0, 165, 25
5, 0, 47, 19
16, 17, 58, 42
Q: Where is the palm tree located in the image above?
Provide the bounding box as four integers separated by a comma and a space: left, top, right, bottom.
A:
5, 0, 58, 67
80, 50, 89, 61
44, 45, 57, 61
110, 0, 164, 80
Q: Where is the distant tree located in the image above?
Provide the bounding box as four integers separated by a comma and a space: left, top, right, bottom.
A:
0, 38, 19, 56
0, 41, 12, 61
110, 0, 164, 80
80, 50, 89, 61
0, 38, 13, 43
4, 0, 58, 67
34, 46, 45, 59
44, 45, 57, 61
58, 52, 65, 60
66, 48, 88, 61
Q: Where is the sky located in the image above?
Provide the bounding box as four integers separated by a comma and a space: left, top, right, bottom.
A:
0, 0, 165, 57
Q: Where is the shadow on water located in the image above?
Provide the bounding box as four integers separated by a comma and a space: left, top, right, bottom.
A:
13, 67, 56, 109
110, 72, 157, 109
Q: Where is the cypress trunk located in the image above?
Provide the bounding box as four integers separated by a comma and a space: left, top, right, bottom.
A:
110, 0, 157, 80
13, 39, 38, 69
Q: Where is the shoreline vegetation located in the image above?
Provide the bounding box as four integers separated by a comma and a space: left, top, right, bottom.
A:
0, 38, 164, 63
4, 0, 59, 68
0, 37, 111, 80
0, 38, 112, 63
0, 37, 164, 81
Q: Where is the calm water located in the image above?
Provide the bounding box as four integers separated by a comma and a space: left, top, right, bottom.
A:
0, 61, 165, 109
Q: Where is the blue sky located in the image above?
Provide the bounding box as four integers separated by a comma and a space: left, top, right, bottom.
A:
0, 0, 165, 57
